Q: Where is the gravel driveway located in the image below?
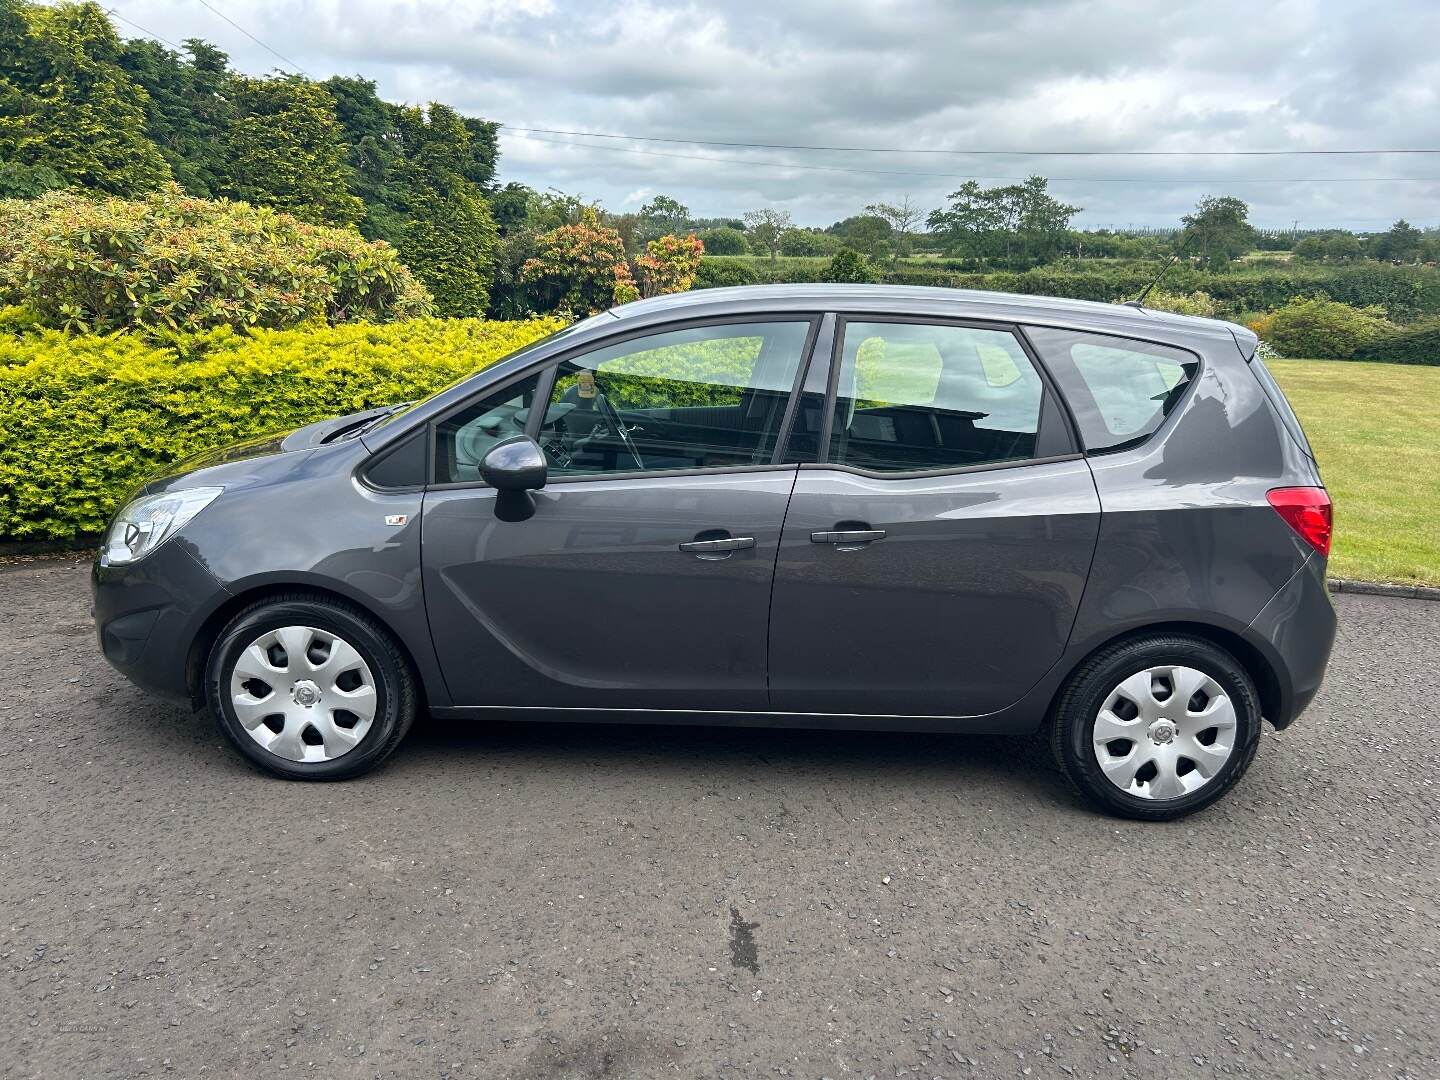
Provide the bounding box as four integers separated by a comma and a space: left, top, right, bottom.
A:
2, 557, 1436, 1080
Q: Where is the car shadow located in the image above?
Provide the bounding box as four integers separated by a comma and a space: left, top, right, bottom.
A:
402, 710, 1077, 809
98, 688, 1083, 812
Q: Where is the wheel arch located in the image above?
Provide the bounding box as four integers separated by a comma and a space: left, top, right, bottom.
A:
1048, 619, 1285, 729
185, 581, 436, 711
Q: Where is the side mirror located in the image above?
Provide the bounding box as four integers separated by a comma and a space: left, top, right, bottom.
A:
480, 436, 546, 521
480, 435, 547, 491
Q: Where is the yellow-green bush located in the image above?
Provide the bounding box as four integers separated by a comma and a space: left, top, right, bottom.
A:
0, 187, 433, 335
0, 316, 563, 539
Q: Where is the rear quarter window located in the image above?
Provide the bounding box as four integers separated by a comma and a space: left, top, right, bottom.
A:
1249, 353, 1315, 459
1024, 327, 1199, 452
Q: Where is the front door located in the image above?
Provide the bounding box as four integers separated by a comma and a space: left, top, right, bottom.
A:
422, 317, 817, 711
768, 318, 1100, 718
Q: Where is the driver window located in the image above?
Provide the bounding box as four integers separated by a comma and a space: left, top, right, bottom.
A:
541, 321, 811, 476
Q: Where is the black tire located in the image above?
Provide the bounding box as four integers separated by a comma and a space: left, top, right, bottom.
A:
205, 593, 418, 780
1049, 634, 1261, 821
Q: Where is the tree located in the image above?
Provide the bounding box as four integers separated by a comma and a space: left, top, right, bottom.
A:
743, 208, 792, 261
391, 104, 500, 316
1374, 219, 1424, 263
119, 37, 234, 197
400, 187, 498, 316
324, 74, 406, 242
698, 226, 748, 255
1293, 230, 1363, 263
1013, 176, 1080, 264
864, 196, 926, 261
927, 177, 1078, 267
636, 194, 690, 244
490, 182, 537, 236
222, 75, 364, 227
0, 0, 172, 194
1181, 195, 1256, 269
926, 181, 998, 262
829, 214, 892, 260
779, 228, 841, 257
460, 117, 500, 190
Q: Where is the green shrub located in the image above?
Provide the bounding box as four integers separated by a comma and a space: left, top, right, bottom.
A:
1264, 297, 1396, 360
825, 248, 880, 284
1353, 319, 1440, 365
1138, 290, 1221, 317
697, 227, 749, 255
0, 186, 432, 335
0, 317, 563, 539
694, 258, 761, 289
779, 229, 843, 258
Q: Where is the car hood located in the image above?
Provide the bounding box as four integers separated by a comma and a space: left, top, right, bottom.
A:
135, 406, 395, 498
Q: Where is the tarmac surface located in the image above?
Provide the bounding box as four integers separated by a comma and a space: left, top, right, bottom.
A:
2, 556, 1436, 1079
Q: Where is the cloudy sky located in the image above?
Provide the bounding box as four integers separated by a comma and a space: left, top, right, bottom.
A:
114, 0, 1440, 229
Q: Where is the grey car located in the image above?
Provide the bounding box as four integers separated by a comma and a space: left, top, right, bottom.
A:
92, 285, 1336, 820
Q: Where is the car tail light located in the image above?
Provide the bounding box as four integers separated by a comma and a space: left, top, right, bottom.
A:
1267, 487, 1332, 557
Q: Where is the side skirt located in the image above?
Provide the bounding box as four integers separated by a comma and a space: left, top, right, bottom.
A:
426, 704, 1044, 735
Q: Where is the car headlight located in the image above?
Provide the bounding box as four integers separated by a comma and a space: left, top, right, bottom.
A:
102, 487, 223, 567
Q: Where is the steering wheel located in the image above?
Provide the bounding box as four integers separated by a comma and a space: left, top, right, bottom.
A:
595, 393, 645, 471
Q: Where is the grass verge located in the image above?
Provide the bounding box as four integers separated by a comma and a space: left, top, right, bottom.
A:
1271, 358, 1440, 586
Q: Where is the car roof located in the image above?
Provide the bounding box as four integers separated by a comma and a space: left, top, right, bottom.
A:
608, 283, 1245, 349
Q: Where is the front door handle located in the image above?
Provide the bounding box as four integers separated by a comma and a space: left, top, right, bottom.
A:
810, 529, 886, 545
679, 536, 756, 561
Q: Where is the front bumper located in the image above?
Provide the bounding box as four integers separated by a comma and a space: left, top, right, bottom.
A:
1246, 554, 1337, 729
92, 538, 231, 706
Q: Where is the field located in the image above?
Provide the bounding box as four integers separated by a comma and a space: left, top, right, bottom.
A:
1272, 359, 1440, 586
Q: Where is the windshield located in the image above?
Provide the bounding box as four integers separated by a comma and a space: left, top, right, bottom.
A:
369, 314, 612, 431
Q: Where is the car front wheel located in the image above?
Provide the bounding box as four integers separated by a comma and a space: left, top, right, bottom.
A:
1050, 634, 1262, 820
205, 594, 418, 780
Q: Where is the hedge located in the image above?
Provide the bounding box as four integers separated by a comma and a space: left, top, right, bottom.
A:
0, 317, 563, 540
699, 257, 1440, 321
1353, 319, 1440, 365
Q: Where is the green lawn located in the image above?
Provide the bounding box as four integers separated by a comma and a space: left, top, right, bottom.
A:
1271, 359, 1440, 585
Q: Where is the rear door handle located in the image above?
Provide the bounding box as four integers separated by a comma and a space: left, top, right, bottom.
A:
810, 529, 886, 545
679, 536, 756, 560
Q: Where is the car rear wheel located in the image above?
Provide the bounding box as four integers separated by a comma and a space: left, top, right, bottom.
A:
206, 595, 418, 780
1050, 634, 1261, 820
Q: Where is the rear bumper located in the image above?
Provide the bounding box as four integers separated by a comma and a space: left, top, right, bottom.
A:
91, 539, 231, 706
1245, 555, 1337, 729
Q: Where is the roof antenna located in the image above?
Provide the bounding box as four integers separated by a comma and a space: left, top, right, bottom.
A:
1124, 232, 1195, 309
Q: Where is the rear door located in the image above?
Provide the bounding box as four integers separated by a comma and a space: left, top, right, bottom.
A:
767, 317, 1101, 718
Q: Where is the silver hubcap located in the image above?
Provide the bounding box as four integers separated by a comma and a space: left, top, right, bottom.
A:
229, 626, 377, 762
1091, 665, 1238, 801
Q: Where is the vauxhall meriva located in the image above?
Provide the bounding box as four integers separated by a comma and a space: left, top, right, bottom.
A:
93, 285, 1336, 819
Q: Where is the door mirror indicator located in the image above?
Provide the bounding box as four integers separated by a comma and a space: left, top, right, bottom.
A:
480, 435, 547, 521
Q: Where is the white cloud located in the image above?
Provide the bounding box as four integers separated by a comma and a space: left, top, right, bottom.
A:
118, 0, 1440, 227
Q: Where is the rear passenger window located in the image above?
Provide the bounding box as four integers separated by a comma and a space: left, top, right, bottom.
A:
827, 322, 1046, 473
1024, 327, 1198, 453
